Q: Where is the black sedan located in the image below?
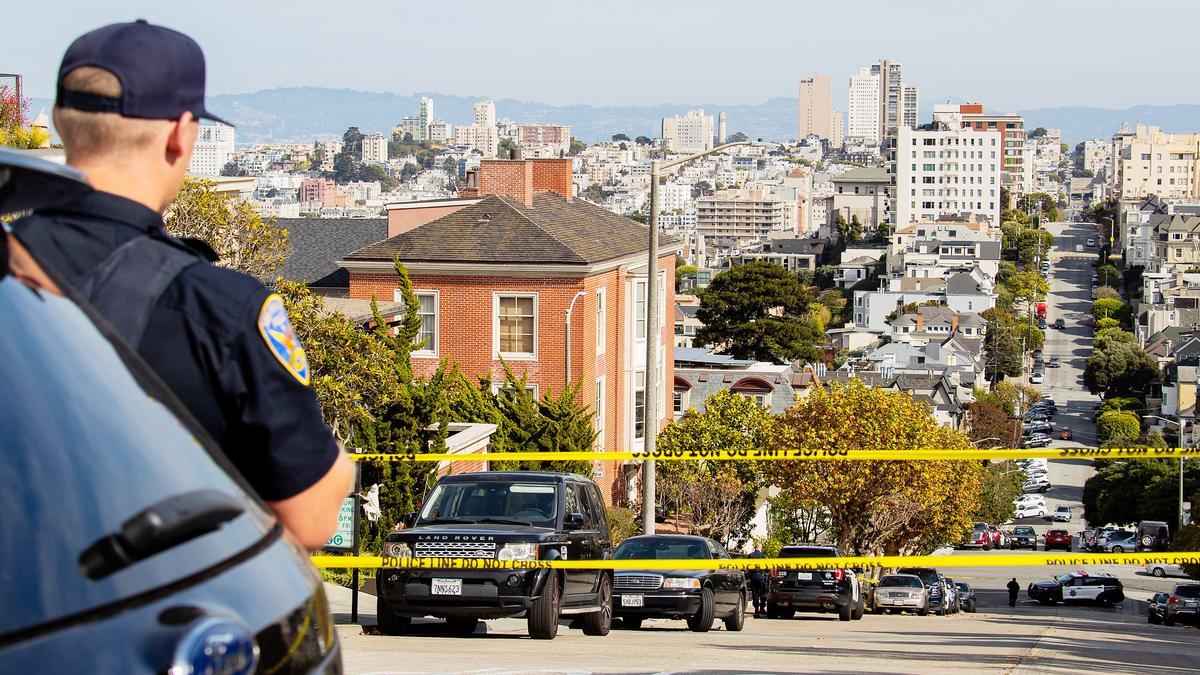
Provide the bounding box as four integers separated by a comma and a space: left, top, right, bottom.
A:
612, 535, 747, 632
1149, 592, 1171, 624
954, 582, 977, 613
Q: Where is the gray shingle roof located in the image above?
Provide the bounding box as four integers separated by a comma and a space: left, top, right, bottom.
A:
277, 218, 388, 288
345, 192, 672, 265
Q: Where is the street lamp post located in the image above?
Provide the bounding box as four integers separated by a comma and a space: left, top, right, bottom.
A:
643, 139, 769, 535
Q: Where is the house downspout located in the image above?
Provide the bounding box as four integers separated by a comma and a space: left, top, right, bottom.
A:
565, 290, 587, 388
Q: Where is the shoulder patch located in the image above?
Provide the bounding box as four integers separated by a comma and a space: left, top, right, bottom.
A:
257, 294, 310, 385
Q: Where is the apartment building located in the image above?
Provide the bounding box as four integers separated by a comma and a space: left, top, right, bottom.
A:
1112, 124, 1200, 201
1082, 138, 1111, 176
361, 132, 388, 163
935, 104, 1029, 199
696, 188, 787, 245
662, 109, 715, 154
847, 67, 880, 145
454, 100, 500, 158
517, 124, 571, 157
188, 123, 235, 176
902, 85, 920, 130
894, 122, 1003, 228
830, 167, 890, 229
299, 177, 349, 208
798, 74, 833, 141
340, 157, 678, 501
830, 110, 844, 147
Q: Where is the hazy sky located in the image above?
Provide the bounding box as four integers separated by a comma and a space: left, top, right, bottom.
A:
8, 0, 1197, 110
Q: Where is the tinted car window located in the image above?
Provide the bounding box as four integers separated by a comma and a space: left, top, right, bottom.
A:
779, 547, 836, 558
1014, 527, 1036, 536
615, 537, 709, 560
880, 576, 923, 588
1176, 586, 1200, 599
897, 568, 940, 586
418, 481, 558, 527
567, 483, 594, 529
0, 276, 274, 637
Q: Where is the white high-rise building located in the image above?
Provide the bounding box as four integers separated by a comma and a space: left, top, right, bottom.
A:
418, 97, 434, 141
361, 132, 388, 163
662, 109, 714, 154
895, 123, 1002, 227
427, 120, 450, 144
718, 112, 727, 144
474, 99, 497, 129
188, 123, 235, 176
797, 74, 832, 140
829, 110, 844, 147
847, 67, 880, 145
902, 85, 920, 130
454, 99, 499, 158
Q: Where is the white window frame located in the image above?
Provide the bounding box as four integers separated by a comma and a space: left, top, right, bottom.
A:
595, 288, 606, 356
633, 370, 646, 441
399, 289, 439, 358
634, 279, 647, 341
492, 381, 538, 399
594, 376, 605, 449
673, 387, 689, 418
493, 292, 538, 360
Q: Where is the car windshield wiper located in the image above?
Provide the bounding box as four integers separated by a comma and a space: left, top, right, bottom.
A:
474, 517, 535, 526
79, 489, 244, 580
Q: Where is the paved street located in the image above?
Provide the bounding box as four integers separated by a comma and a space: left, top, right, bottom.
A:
328, 581, 1199, 674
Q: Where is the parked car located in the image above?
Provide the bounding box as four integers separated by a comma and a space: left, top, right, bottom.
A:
1104, 531, 1137, 553
1053, 506, 1072, 522
1145, 562, 1187, 578
1136, 520, 1171, 552
943, 577, 961, 614
766, 544, 864, 621
1014, 494, 1046, 508
1053, 318, 1066, 329
1032, 349, 1044, 360
1028, 572, 1123, 607
1044, 529, 1072, 551
1096, 529, 1134, 551
896, 568, 951, 615
1047, 357, 1061, 368
1023, 477, 1052, 492
376, 471, 614, 639
955, 582, 977, 613
962, 523, 992, 550
1022, 437, 1052, 449
1030, 372, 1045, 384
1164, 584, 1200, 626
0, 150, 343, 673
1148, 592, 1171, 624
987, 525, 1005, 548
612, 535, 746, 632
1023, 421, 1054, 435
872, 574, 930, 615
1009, 526, 1038, 550
1014, 503, 1047, 519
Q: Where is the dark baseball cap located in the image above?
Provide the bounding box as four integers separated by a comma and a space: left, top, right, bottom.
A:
55, 19, 232, 126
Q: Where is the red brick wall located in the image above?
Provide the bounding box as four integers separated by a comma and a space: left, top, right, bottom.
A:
476, 160, 534, 205
530, 159, 574, 199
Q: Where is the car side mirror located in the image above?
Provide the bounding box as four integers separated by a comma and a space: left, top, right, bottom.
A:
403, 510, 418, 528
565, 512, 586, 530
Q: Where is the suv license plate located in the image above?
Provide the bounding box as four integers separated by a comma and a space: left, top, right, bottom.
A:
795, 572, 813, 581
432, 578, 462, 596
621, 594, 644, 607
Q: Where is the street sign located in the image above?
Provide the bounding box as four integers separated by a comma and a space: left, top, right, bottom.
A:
324, 496, 357, 552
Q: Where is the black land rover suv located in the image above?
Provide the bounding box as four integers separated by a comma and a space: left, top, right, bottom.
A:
766, 544, 863, 621
376, 472, 613, 639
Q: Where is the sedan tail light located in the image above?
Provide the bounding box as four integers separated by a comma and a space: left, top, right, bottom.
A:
769, 569, 780, 579
834, 568, 845, 581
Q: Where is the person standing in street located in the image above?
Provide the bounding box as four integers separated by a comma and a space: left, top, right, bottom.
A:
748, 543, 768, 616
1007, 578, 1021, 607
13, 20, 353, 549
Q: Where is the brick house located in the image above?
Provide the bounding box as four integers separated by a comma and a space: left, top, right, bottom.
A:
339, 158, 679, 503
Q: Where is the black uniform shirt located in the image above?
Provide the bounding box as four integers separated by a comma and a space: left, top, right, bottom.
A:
14, 190, 339, 501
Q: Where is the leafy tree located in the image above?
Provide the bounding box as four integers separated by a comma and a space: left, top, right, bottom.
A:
765, 489, 831, 549
399, 163, 419, 183
360, 163, 399, 192
966, 402, 1018, 448
611, 133, 631, 142
219, 160, 247, 177
655, 390, 773, 545
1000, 270, 1049, 304
1097, 264, 1120, 288
568, 138, 586, 156
1170, 524, 1200, 579
0, 84, 50, 149
695, 261, 823, 363
332, 126, 364, 182
165, 177, 291, 280
1095, 286, 1121, 301
814, 264, 837, 290
692, 180, 713, 198
497, 138, 518, 158
442, 156, 458, 177
675, 264, 697, 291
1100, 396, 1143, 415
974, 464, 1023, 526
728, 132, 749, 143
1096, 410, 1140, 447
1084, 330, 1158, 397
1083, 459, 1198, 532
1096, 317, 1121, 332
1030, 127, 1048, 138
309, 142, 326, 174
766, 380, 981, 555
1091, 297, 1130, 324
973, 381, 1042, 417
635, 135, 652, 145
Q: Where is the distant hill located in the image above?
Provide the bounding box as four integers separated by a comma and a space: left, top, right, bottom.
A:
31, 88, 1200, 147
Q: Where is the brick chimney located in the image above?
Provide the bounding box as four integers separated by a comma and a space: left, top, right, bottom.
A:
470, 157, 574, 206
950, 313, 959, 333
915, 311, 925, 332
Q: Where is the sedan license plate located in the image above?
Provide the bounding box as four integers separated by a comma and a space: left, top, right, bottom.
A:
795, 572, 813, 581
431, 578, 462, 596
621, 594, 644, 607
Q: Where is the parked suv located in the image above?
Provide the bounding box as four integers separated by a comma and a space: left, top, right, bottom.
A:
1136, 520, 1171, 552
766, 544, 864, 621
896, 567, 951, 615
1164, 584, 1200, 626
1009, 526, 1038, 550
376, 472, 613, 639
0, 151, 340, 673
1028, 572, 1124, 607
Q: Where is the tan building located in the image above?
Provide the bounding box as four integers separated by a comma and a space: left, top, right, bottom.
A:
798, 74, 832, 141
696, 188, 786, 245
361, 132, 388, 164
662, 109, 714, 154
1112, 124, 1200, 200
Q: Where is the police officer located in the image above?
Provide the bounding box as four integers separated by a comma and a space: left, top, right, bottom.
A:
748, 543, 768, 616
14, 20, 352, 549
1007, 577, 1021, 607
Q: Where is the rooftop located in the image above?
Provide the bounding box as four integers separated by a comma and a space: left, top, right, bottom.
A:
278, 217, 388, 288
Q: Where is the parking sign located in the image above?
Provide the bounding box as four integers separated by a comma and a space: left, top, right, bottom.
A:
324, 496, 357, 552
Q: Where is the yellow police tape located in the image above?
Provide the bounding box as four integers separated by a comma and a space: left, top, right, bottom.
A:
311, 552, 1200, 571
348, 447, 1200, 463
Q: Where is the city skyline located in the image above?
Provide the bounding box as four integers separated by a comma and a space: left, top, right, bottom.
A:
7, 0, 1200, 111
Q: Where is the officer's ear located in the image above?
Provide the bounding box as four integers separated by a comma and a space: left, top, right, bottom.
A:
166, 112, 199, 163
